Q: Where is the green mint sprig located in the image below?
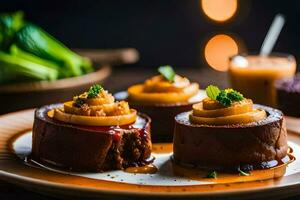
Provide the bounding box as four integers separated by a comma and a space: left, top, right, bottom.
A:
205, 85, 244, 107
216, 90, 231, 106
206, 171, 218, 179
238, 167, 250, 176
158, 65, 176, 82
87, 84, 103, 98
73, 96, 85, 107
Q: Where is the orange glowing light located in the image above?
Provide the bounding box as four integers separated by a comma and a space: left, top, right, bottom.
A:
204, 34, 239, 72
201, 0, 237, 22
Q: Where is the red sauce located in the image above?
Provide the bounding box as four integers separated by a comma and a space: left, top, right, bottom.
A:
112, 131, 121, 141
51, 116, 149, 142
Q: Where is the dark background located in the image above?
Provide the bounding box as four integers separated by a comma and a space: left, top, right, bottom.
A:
1, 1, 300, 199
0, 0, 299, 68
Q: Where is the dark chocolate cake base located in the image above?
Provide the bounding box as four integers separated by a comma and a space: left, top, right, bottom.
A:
173, 104, 288, 170
114, 91, 203, 142
32, 104, 152, 172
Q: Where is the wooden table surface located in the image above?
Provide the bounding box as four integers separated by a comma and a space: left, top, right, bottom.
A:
0, 66, 298, 200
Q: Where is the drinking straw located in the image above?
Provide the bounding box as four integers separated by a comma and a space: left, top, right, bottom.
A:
260, 14, 285, 56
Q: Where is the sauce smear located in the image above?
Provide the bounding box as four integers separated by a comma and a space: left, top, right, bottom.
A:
124, 164, 158, 174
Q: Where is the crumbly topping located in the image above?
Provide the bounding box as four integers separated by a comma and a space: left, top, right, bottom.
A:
67, 85, 131, 117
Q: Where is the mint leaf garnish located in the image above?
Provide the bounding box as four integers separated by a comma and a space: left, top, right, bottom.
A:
205, 85, 221, 100
206, 85, 244, 107
238, 168, 250, 176
87, 84, 103, 98
206, 171, 217, 179
73, 96, 85, 107
216, 90, 231, 106
227, 89, 244, 101
158, 65, 176, 82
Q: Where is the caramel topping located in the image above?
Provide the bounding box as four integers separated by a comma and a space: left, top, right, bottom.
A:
52, 85, 137, 126
190, 98, 267, 125
128, 75, 199, 104
66, 89, 131, 117
143, 75, 191, 93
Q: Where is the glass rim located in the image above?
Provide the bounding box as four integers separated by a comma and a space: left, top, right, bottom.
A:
229, 52, 295, 62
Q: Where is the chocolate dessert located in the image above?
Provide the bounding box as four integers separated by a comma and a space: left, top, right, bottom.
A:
122, 103, 195, 143
115, 66, 202, 142
32, 85, 152, 172
173, 85, 288, 172
276, 74, 300, 117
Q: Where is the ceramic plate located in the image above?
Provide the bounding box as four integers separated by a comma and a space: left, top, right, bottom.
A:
1, 109, 300, 200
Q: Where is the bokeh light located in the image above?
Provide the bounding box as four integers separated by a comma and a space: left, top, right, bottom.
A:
204, 34, 239, 72
201, 0, 238, 22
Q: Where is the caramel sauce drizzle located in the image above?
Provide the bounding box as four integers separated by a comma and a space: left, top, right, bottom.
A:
124, 164, 158, 174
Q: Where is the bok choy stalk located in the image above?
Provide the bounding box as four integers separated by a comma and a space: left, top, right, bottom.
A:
0, 11, 24, 50
0, 51, 58, 83
9, 44, 69, 78
15, 23, 93, 76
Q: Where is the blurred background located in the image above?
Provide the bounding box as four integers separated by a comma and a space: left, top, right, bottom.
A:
1, 2, 300, 199
1, 0, 299, 71
0, 0, 299, 114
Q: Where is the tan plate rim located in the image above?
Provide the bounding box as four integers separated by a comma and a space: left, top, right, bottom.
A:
0, 65, 111, 93
1, 109, 300, 199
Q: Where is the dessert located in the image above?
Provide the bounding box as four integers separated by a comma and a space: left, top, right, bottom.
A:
173, 85, 289, 172
276, 74, 300, 117
115, 66, 201, 142
32, 85, 152, 172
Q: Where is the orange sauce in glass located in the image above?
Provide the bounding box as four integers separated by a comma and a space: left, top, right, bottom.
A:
229, 54, 296, 106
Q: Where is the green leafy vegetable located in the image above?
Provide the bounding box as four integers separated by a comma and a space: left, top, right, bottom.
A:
72, 84, 103, 107
87, 84, 103, 98
206, 171, 217, 179
15, 23, 93, 76
158, 65, 176, 82
0, 51, 58, 83
73, 96, 85, 108
9, 44, 67, 77
206, 85, 221, 100
226, 89, 244, 102
238, 168, 250, 176
216, 90, 232, 106
205, 85, 244, 107
0, 11, 94, 84
0, 11, 24, 50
